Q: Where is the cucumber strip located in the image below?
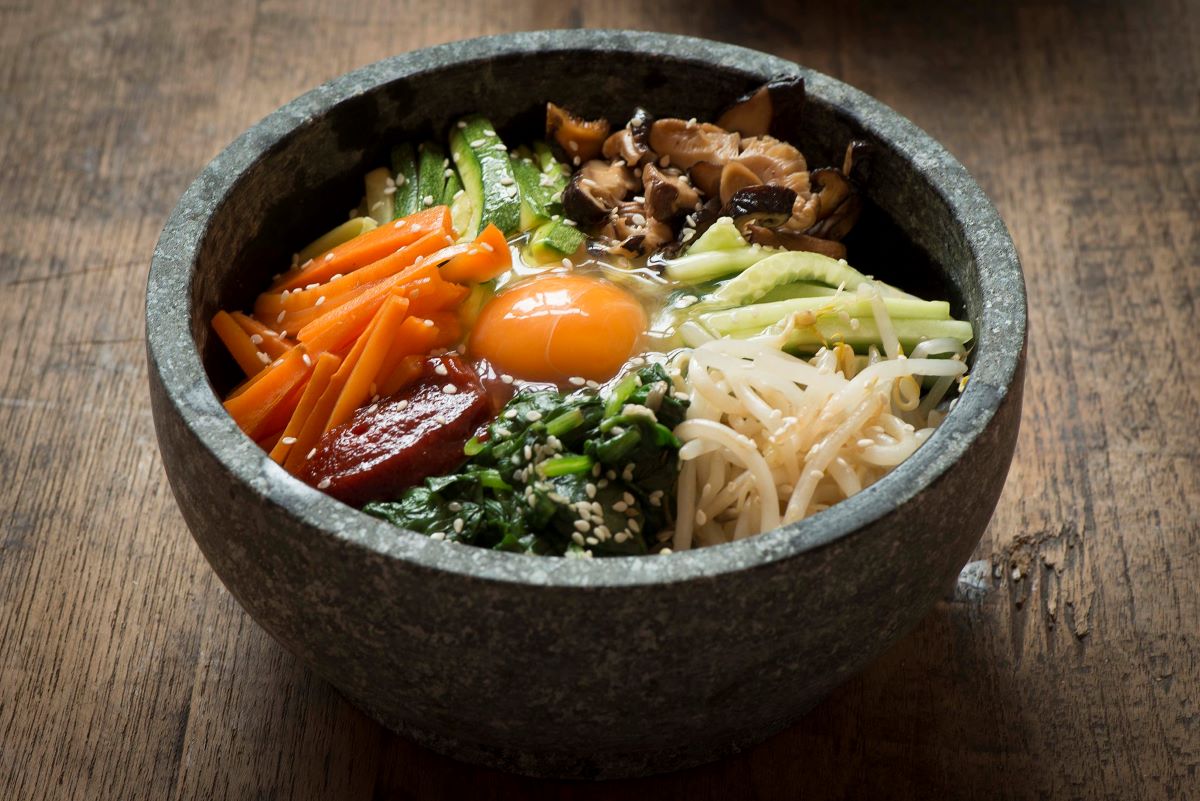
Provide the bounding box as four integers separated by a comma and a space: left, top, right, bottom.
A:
755, 281, 840, 303
528, 220, 586, 262
688, 217, 748, 254
297, 217, 377, 264
699, 296, 952, 336
511, 154, 551, 231
442, 169, 463, 206
449, 115, 521, 238
416, 142, 448, 210
663, 245, 773, 284
364, 167, 394, 224
390, 143, 420, 218
726, 317, 974, 353
714, 250, 875, 305
449, 191, 475, 242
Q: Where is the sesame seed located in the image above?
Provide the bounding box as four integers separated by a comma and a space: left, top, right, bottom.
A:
431, 531, 446, 541
660, 548, 673, 555
572, 156, 581, 166
480, 242, 494, 252
448, 501, 462, 512
572, 532, 586, 546
442, 158, 449, 168
523, 445, 533, 460
395, 175, 406, 187
453, 518, 464, 533
276, 311, 286, 323
314, 296, 325, 307
434, 363, 449, 376
306, 448, 317, 460
628, 519, 641, 533
615, 531, 629, 543
561, 258, 573, 269
434, 414, 448, 425
302, 353, 312, 367
695, 509, 708, 525
394, 219, 407, 228
305, 283, 320, 290
383, 186, 396, 195
317, 477, 332, 489
613, 501, 628, 513
324, 253, 334, 262
422, 318, 434, 327
499, 176, 514, 186
567, 141, 579, 152
396, 400, 409, 411
249, 334, 263, 345
586, 380, 600, 389
331, 273, 343, 281
585, 483, 597, 498
574, 520, 590, 532
504, 410, 517, 420
525, 410, 542, 422
470, 138, 485, 147
586, 536, 599, 545
423, 194, 434, 206
281, 436, 297, 445
568, 376, 585, 386
442, 384, 458, 394
366, 404, 379, 414
443, 168, 454, 178
256, 351, 270, 364
456, 120, 467, 129
500, 374, 514, 384
622, 492, 635, 505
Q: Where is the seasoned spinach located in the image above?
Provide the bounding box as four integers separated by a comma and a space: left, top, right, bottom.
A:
363, 364, 688, 556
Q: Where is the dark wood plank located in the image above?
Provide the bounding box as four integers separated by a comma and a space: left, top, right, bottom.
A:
1, 0, 1197, 799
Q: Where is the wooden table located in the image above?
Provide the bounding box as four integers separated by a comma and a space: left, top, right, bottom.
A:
3, 0, 1197, 798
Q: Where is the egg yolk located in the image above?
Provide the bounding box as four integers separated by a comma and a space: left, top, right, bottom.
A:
469, 274, 647, 384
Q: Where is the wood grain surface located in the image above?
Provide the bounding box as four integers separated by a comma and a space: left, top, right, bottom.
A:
2, 0, 1197, 798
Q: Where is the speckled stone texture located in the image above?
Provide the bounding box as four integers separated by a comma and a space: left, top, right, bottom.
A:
146, 31, 1026, 779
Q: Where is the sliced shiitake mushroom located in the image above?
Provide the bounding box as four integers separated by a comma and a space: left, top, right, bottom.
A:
724, 185, 797, 231
687, 161, 723, 197
744, 224, 847, 260
600, 200, 674, 257
642, 163, 701, 222
602, 107, 656, 166
717, 85, 772, 137
805, 167, 861, 240
718, 161, 762, 206
561, 160, 638, 225
717, 76, 807, 141
546, 102, 610, 163
648, 119, 740, 170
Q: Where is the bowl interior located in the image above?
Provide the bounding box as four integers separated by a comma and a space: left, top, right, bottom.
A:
155, 31, 1023, 587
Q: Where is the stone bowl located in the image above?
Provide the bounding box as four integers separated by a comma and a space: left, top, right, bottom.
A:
146, 30, 1026, 779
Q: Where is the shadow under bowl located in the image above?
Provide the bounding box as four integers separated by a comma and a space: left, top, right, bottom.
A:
146, 30, 1026, 780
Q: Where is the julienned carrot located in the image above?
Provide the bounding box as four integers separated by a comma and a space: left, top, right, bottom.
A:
438, 224, 512, 283
397, 267, 470, 317
326, 295, 410, 432
223, 347, 312, 440
254, 229, 452, 324
281, 299, 392, 473
258, 381, 307, 441
230, 312, 294, 360
258, 430, 283, 452
374, 316, 441, 394
297, 216, 378, 265
269, 205, 452, 292
423, 311, 463, 347
298, 287, 409, 358
269, 351, 341, 465
212, 310, 269, 377
378, 353, 427, 398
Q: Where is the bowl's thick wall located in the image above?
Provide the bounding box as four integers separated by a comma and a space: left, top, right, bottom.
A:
147, 31, 1026, 779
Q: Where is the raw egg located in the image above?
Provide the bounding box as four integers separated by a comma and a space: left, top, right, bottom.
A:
469, 274, 647, 384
